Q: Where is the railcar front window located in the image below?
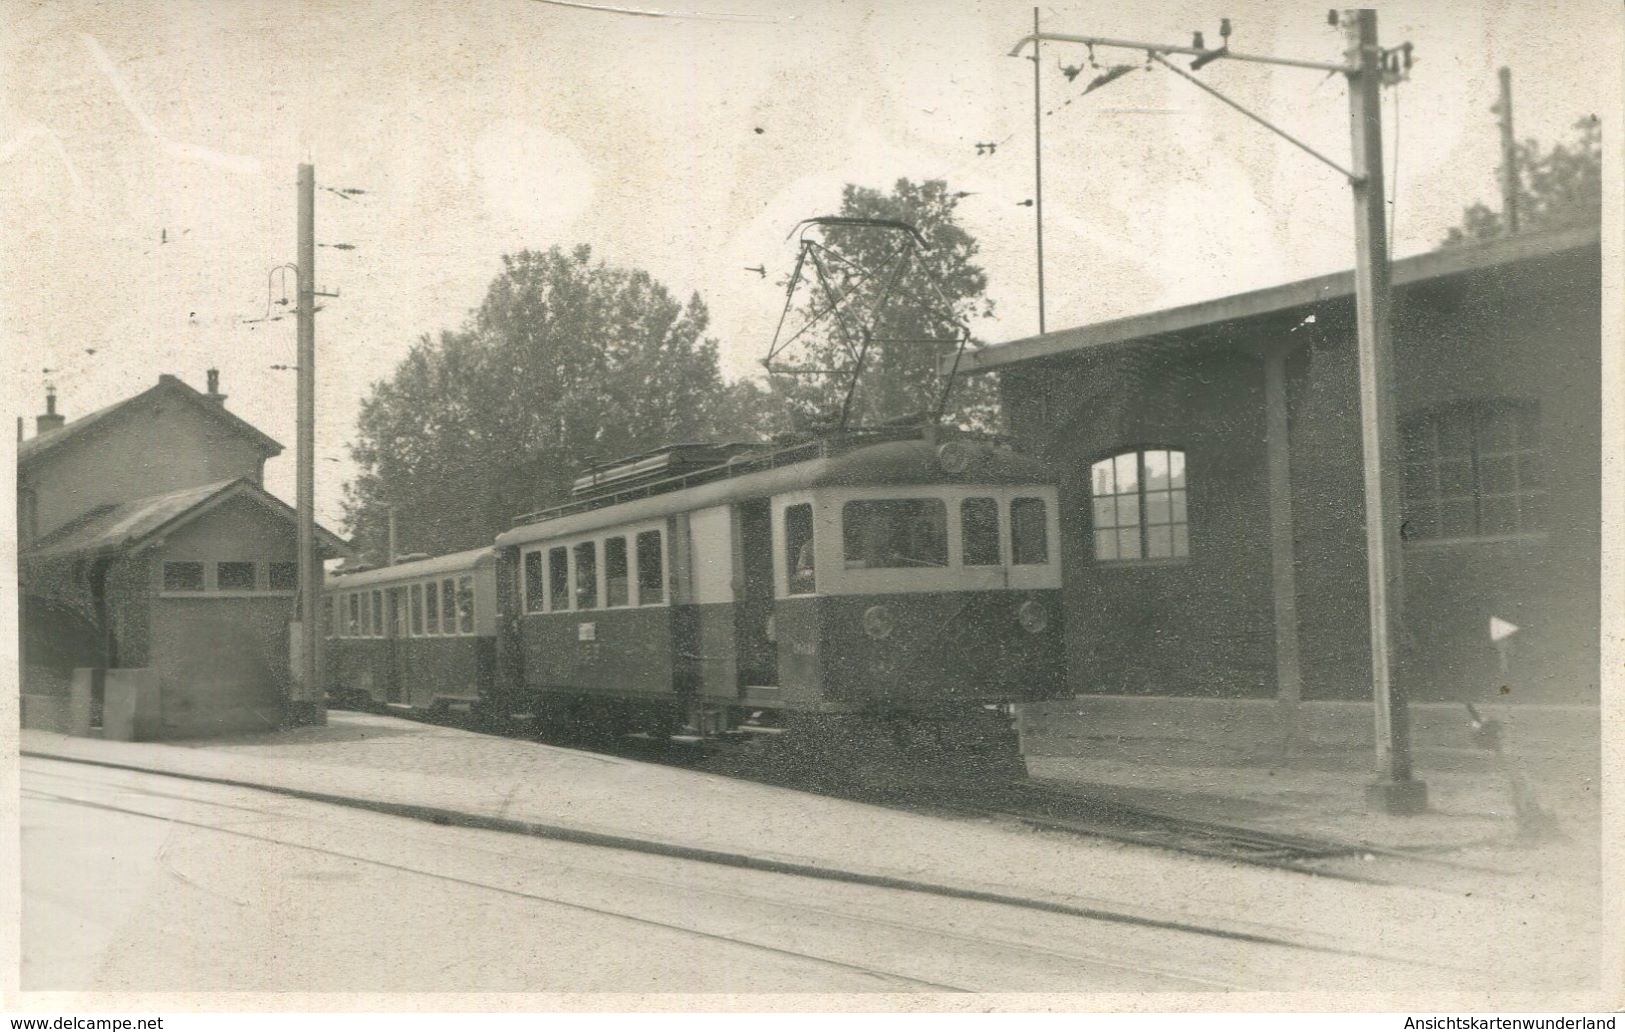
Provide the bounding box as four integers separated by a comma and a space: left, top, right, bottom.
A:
457, 576, 474, 633
574, 541, 599, 610
961, 497, 1001, 566
785, 503, 816, 594
548, 546, 570, 610
524, 551, 544, 612
604, 537, 630, 607
1011, 497, 1049, 565
842, 499, 948, 569
637, 530, 664, 604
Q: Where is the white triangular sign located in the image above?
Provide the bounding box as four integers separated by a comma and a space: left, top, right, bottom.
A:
1490, 616, 1520, 642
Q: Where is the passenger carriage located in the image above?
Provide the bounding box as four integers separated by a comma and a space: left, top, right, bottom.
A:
323, 547, 499, 712
491, 427, 1064, 741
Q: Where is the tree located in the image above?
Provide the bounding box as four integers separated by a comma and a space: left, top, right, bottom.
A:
765, 178, 1000, 432
1443, 116, 1601, 246
344, 245, 757, 559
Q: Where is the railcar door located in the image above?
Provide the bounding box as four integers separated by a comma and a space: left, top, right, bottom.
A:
385, 587, 406, 704
735, 500, 779, 689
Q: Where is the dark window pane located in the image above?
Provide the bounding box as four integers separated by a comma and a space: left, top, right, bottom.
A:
410, 584, 423, 635
1480, 495, 1519, 536
636, 531, 664, 604
961, 497, 1000, 566
1480, 455, 1516, 494
441, 580, 455, 633
349, 593, 361, 636
1439, 459, 1474, 498
604, 537, 629, 607
574, 541, 598, 609
323, 596, 334, 637
217, 561, 255, 591
1440, 499, 1476, 537
457, 576, 474, 633
1011, 497, 1049, 565
372, 590, 384, 637
549, 547, 570, 610
1146, 525, 1172, 558
785, 504, 816, 594
164, 561, 204, 591
842, 499, 948, 569
524, 551, 544, 612
268, 561, 298, 590
425, 577, 440, 633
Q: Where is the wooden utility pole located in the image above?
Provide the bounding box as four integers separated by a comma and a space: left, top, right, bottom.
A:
295, 163, 323, 725
1495, 66, 1520, 234
1345, 9, 1424, 813
1032, 6, 1047, 335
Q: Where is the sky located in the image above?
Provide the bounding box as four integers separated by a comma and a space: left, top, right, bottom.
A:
2, 0, 1617, 530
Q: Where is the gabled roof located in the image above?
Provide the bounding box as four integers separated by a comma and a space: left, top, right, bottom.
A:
18, 374, 283, 468
955, 223, 1601, 374
22, 477, 350, 561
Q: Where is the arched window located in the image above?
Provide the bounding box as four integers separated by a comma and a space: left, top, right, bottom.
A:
1402, 399, 1542, 542
1089, 448, 1189, 561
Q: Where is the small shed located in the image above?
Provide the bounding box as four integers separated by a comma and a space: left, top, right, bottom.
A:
21, 477, 349, 737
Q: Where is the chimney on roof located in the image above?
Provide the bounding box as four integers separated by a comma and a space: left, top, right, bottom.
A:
36, 386, 65, 435
205, 367, 226, 406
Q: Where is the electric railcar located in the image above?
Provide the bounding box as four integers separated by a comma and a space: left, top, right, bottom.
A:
324, 546, 500, 712
488, 427, 1065, 743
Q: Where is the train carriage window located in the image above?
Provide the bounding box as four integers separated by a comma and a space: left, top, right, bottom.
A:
1011, 497, 1050, 565
636, 530, 664, 604
372, 590, 384, 638
441, 579, 456, 634
348, 593, 361, 637
960, 497, 1001, 566
424, 578, 440, 634
324, 596, 335, 638
548, 546, 570, 610
523, 551, 544, 613
410, 583, 424, 636
457, 576, 474, 634
391, 587, 407, 637
842, 499, 948, 569
785, 503, 816, 594
574, 541, 599, 610
604, 537, 630, 607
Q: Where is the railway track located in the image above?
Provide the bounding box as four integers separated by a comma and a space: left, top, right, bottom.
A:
355, 702, 1497, 881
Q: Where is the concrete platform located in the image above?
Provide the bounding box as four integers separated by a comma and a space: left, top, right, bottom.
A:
17, 710, 1607, 996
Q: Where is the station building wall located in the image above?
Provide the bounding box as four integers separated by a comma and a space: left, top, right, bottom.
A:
999, 242, 1600, 706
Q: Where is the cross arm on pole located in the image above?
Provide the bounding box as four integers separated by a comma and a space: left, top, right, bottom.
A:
1147, 51, 1363, 184
1008, 31, 1355, 74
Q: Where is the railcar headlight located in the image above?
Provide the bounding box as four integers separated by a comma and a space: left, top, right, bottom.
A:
863, 604, 895, 640
1017, 598, 1049, 635
936, 441, 973, 475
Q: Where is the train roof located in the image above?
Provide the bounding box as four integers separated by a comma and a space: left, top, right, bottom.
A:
495, 432, 1052, 549
324, 545, 497, 590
